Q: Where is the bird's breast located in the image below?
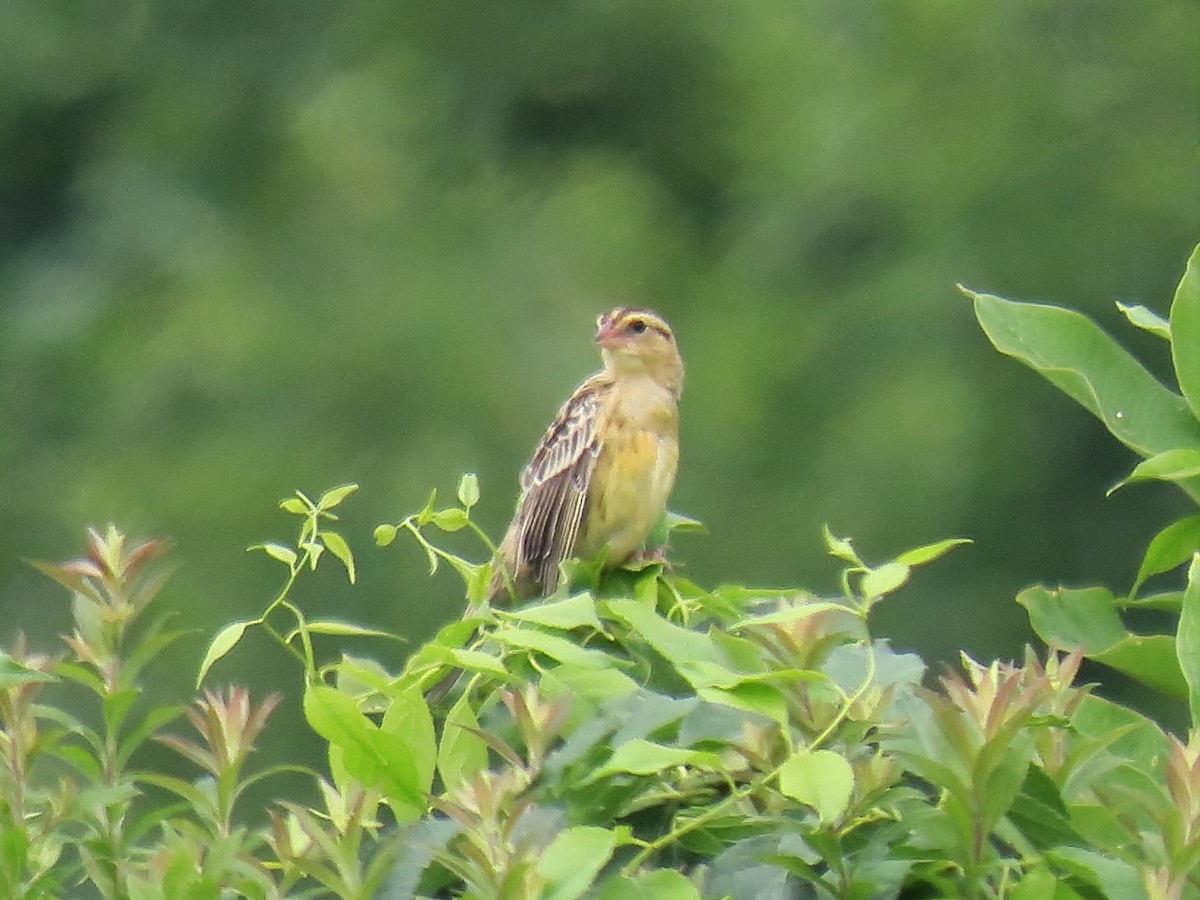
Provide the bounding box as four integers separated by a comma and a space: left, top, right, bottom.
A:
577, 385, 679, 564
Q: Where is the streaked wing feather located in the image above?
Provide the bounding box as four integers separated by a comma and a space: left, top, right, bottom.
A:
512, 374, 607, 591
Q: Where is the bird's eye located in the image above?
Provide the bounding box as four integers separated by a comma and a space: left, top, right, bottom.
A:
627, 319, 647, 334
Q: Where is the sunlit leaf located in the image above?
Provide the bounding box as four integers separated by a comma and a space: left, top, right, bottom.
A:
279, 497, 308, 515
778, 749, 854, 823
318, 529, 356, 583
374, 523, 398, 546
290, 620, 396, 639
860, 562, 910, 598
416, 488, 438, 525
196, 620, 251, 688
893, 537, 972, 567
317, 483, 359, 510
249, 542, 298, 568
303, 684, 424, 810
431, 508, 469, 532
456, 472, 480, 509
822, 526, 861, 565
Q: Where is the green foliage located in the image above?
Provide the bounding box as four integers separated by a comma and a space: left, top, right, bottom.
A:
964, 244, 1200, 724
2, 248, 1199, 898
6, 486, 1200, 898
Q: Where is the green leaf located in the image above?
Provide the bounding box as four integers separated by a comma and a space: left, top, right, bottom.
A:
595, 870, 701, 900
293, 619, 396, 639
594, 738, 723, 778
1093, 635, 1187, 698
442, 647, 509, 679
249, 542, 298, 568
318, 530, 356, 583
604, 598, 724, 671
416, 488, 438, 525
502, 592, 603, 630
1179, 554, 1200, 726
381, 686, 437, 817
1019, 586, 1187, 696
967, 286, 1200, 501
860, 562, 910, 597
373, 523, 398, 546
664, 510, 706, 533
196, 620, 251, 688
1115, 301, 1171, 340
1007, 867, 1067, 900
318, 483, 359, 510
491, 626, 613, 669
1132, 513, 1200, 593
437, 696, 488, 789
303, 684, 424, 809
431, 508, 469, 532
777, 749, 854, 824
1017, 586, 1128, 654
540, 664, 640, 701
1108, 448, 1200, 495
1170, 244, 1200, 420
279, 497, 309, 515
698, 682, 787, 729
893, 537, 973, 567
535, 826, 619, 900
456, 472, 480, 509
730, 600, 848, 630
822, 526, 862, 565
0, 824, 28, 883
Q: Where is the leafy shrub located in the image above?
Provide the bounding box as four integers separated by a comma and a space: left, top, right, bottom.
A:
2, 246, 1198, 898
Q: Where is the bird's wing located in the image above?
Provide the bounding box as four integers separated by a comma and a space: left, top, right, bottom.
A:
508, 372, 609, 592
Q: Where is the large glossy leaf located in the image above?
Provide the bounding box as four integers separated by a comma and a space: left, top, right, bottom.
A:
966, 287, 1200, 502
1170, 244, 1200, 420
1018, 586, 1187, 697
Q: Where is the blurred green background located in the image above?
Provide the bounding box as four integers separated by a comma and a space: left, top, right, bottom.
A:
2, 0, 1198, 756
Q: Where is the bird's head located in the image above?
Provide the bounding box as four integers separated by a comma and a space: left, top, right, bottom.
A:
595, 306, 683, 395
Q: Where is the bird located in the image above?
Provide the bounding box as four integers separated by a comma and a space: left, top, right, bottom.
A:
488, 305, 684, 603
425, 307, 683, 702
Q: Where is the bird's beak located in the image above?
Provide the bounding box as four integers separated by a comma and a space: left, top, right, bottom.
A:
594, 316, 623, 348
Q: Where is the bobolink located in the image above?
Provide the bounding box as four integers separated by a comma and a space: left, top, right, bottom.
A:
491, 305, 683, 600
